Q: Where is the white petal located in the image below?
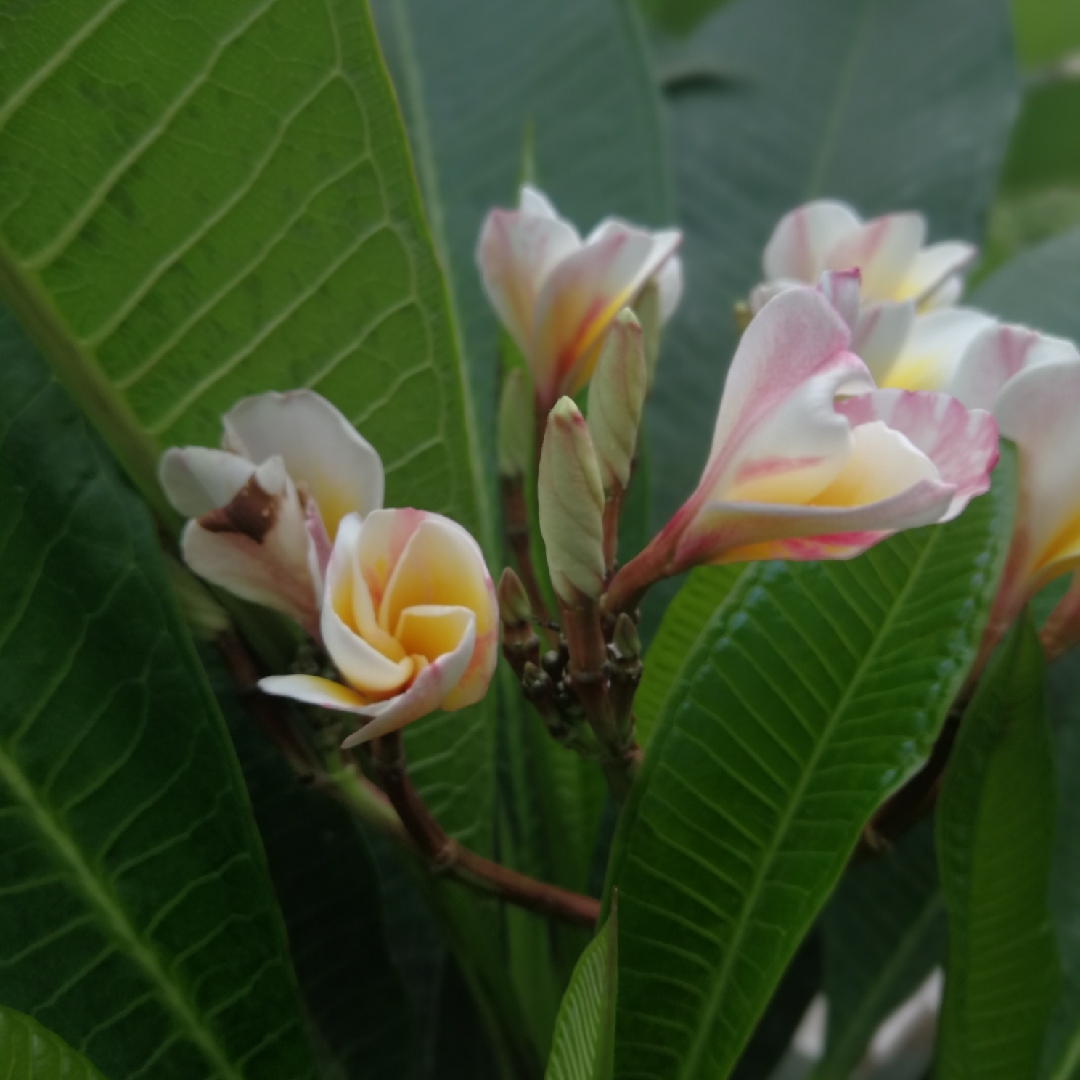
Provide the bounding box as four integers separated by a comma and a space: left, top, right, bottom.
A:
223, 389, 384, 538
851, 301, 916, 384
881, 308, 997, 392
899, 242, 976, 306
259, 674, 369, 712
817, 269, 862, 332
763, 201, 862, 283
159, 447, 255, 517
749, 278, 800, 315
823, 213, 926, 302
655, 254, 684, 324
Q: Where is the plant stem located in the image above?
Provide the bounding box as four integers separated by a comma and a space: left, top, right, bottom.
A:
500, 474, 554, 632
372, 732, 600, 927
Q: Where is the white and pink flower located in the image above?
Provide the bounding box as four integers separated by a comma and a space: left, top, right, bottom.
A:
160, 391, 383, 637
603, 285, 999, 613
260, 508, 498, 744
477, 185, 681, 409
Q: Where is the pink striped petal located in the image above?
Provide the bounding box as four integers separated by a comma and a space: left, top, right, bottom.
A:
835, 389, 998, 520
823, 213, 926, 301
817, 269, 862, 331
950, 324, 1080, 412
763, 201, 861, 282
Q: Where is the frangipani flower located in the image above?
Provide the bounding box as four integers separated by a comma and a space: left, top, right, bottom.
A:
260, 509, 498, 744
160, 391, 383, 637
477, 184, 681, 408
602, 286, 998, 613
752, 201, 977, 380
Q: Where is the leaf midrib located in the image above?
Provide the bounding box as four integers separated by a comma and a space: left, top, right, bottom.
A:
0, 739, 245, 1079
677, 529, 947, 1079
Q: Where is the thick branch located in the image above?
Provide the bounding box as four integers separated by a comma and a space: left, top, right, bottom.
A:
372, 732, 600, 927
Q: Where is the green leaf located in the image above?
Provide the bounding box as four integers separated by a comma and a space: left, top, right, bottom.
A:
813, 820, 946, 1080
545, 905, 619, 1080
209, 655, 416, 1080
637, 0, 733, 35
935, 617, 1061, 1079
970, 226, 1080, 338
1011, 0, 1080, 68
0, 309, 317, 1076
0, 1006, 110, 1080
603, 449, 1015, 1080
368, 0, 672, 462
1036, 649, 1080, 1079
645, 0, 1019, 534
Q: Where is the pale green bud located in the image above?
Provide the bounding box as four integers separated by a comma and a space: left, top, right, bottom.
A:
497, 368, 533, 479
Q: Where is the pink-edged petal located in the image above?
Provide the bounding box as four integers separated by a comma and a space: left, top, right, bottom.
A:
995, 359, 1080, 579
180, 465, 319, 637
880, 308, 997, 392
823, 213, 926, 301
763, 201, 862, 283
899, 242, 977, 306
304, 497, 333, 599
950, 324, 1080, 412
476, 190, 582, 362
655, 254, 684, 324
817, 269, 862, 331
377, 513, 497, 643
749, 278, 800, 315
223, 389, 383, 539
706, 288, 872, 481
835, 389, 998, 520
340, 617, 478, 747
678, 477, 954, 567
851, 300, 916, 383
531, 223, 682, 401
159, 447, 255, 517
258, 674, 369, 712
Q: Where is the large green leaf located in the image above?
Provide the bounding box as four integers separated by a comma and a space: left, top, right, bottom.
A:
935, 618, 1060, 1079
1038, 650, 1080, 1079
0, 0, 499, 862
813, 820, 945, 1080
545, 908, 618, 1080
0, 1006, 109, 1080
603, 451, 1015, 1080
645, 0, 1019, 533
1011, 0, 1080, 68
0, 312, 317, 1076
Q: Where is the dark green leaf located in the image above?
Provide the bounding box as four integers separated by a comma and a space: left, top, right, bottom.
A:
637, 0, 733, 35
0, 310, 317, 1077
645, 0, 1019, 534
935, 618, 1060, 1079
0, 1006, 109, 1080
604, 450, 1015, 1080
813, 821, 946, 1080
545, 905, 619, 1080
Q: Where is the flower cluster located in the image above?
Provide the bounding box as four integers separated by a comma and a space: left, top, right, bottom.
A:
161, 187, 1080, 757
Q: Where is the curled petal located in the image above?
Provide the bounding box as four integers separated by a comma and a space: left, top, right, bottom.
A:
259, 674, 369, 711
655, 254, 684, 324
532, 223, 681, 401
476, 189, 581, 361
749, 278, 799, 315
223, 389, 383, 538
879, 308, 996, 392
900, 241, 976, 306
949, 324, 1080, 412
763, 200, 861, 282
835, 389, 998, 520
159, 447, 256, 518
824, 213, 926, 301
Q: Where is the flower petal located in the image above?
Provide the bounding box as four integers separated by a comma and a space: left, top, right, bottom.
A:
655, 254, 684, 324
879, 307, 997, 391
835, 389, 998, 520
340, 617, 478, 747
817, 269, 862, 331
949, 324, 1080, 412
223, 389, 383, 539
823, 213, 926, 301
706, 287, 873, 491
763, 200, 862, 282
159, 447, 255, 517
899, 241, 976, 306
995, 359, 1080, 580
851, 300, 916, 384
258, 674, 370, 712
531, 223, 681, 400
476, 186, 582, 361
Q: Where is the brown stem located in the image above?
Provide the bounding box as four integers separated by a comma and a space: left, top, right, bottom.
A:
372, 732, 600, 927
501, 475, 553, 631
601, 483, 626, 575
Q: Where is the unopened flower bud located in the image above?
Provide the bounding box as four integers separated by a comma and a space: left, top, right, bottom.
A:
498, 566, 534, 627
612, 613, 641, 661
587, 310, 647, 495
633, 279, 661, 384
538, 398, 606, 601
497, 368, 533, 479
